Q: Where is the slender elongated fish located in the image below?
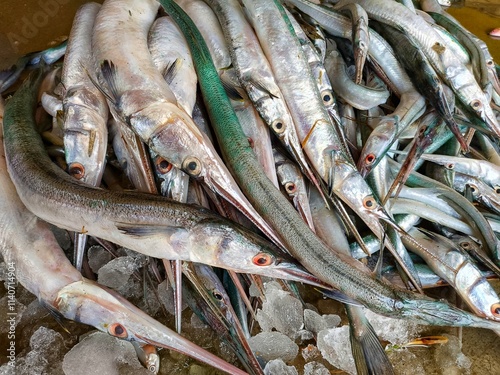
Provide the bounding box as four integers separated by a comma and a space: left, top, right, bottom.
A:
159, 0, 500, 330
0, 95, 247, 375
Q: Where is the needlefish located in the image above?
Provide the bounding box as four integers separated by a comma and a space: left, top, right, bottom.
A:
159, 0, 500, 330
3, 69, 325, 291
0, 95, 247, 375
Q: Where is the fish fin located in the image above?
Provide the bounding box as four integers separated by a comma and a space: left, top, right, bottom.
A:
84, 60, 117, 106
163, 58, 182, 85
220, 74, 244, 101
317, 288, 364, 307
116, 223, 182, 238
249, 78, 278, 99
347, 307, 395, 375
100, 60, 121, 102
40, 300, 71, 334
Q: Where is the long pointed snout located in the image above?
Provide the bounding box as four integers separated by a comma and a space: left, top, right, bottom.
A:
54, 280, 248, 375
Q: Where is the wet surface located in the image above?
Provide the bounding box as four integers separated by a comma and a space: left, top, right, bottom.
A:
1, 1, 500, 374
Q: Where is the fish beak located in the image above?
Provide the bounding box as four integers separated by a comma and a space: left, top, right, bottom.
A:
293, 194, 316, 232
55, 280, 248, 375
273, 259, 332, 289
203, 158, 285, 249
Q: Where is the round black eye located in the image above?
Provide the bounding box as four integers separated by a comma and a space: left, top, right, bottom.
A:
212, 291, 223, 300
495, 186, 500, 194
460, 242, 470, 249
272, 119, 285, 134
68, 162, 85, 180
471, 99, 481, 109
321, 90, 334, 106
363, 196, 376, 209
182, 157, 202, 176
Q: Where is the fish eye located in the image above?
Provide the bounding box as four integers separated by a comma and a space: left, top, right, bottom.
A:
362, 196, 376, 210
252, 253, 274, 266
284, 182, 297, 194
271, 119, 285, 134
459, 241, 470, 249
68, 162, 85, 180
321, 90, 334, 106
446, 163, 454, 170
491, 303, 500, 317
148, 365, 157, 373
182, 156, 202, 176
109, 323, 128, 338
471, 99, 482, 110
494, 186, 500, 194
155, 157, 172, 174
212, 290, 224, 300
365, 153, 376, 165
468, 184, 478, 194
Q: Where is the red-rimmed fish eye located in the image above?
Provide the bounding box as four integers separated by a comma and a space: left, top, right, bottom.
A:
362, 196, 376, 210
182, 156, 202, 177
471, 99, 482, 110
271, 119, 285, 134
252, 253, 274, 266
446, 163, 455, 170
285, 182, 297, 194
491, 303, 500, 317
68, 162, 85, 180
365, 154, 376, 165
155, 157, 172, 174
459, 241, 470, 250
109, 323, 128, 338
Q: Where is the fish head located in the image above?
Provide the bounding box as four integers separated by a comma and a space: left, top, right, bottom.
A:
54, 279, 246, 375
147, 111, 266, 226
395, 290, 500, 329
357, 118, 398, 178
189, 218, 328, 288
62, 96, 108, 186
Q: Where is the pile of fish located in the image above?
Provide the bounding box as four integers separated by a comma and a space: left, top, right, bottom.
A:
1, 0, 500, 373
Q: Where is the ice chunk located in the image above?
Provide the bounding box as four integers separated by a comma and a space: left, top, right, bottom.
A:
295, 329, 314, 342
434, 334, 471, 375
301, 344, 321, 362
30, 326, 65, 357
364, 308, 422, 345
304, 309, 341, 335
15, 350, 49, 375
14, 326, 66, 375
263, 359, 298, 375
303, 361, 330, 375
256, 282, 303, 337
387, 349, 425, 375
249, 332, 298, 362
87, 245, 113, 273
97, 256, 139, 290
157, 280, 188, 316
317, 326, 356, 375
62, 331, 151, 375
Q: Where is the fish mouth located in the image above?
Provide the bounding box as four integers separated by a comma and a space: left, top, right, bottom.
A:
56, 280, 247, 375
274, 260, 332, 289
205, 171, 285, 249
